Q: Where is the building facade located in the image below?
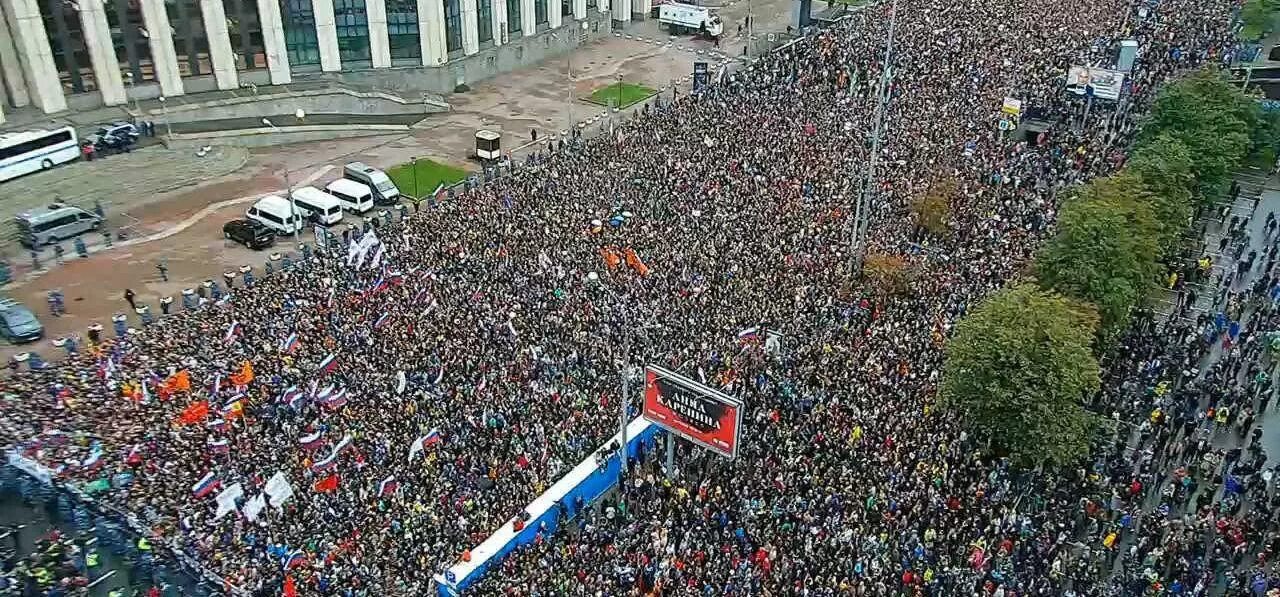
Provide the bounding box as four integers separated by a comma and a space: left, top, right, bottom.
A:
0, 0, 619, 122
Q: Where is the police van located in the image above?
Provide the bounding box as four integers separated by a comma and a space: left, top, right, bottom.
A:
15, 203, 102, 247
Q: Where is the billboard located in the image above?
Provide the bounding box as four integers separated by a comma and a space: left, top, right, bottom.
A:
1066, 66, 1125, 100
642, 365, 742, 458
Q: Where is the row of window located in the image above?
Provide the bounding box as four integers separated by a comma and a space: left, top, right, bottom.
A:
35, 0, 578, 91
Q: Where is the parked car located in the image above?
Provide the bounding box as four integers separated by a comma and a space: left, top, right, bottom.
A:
223, 219, 276, 250
90, 122, 139, 152
0, 299, 42, 344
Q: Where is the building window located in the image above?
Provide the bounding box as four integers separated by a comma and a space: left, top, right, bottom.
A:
168, 0, 211, 76
281, 0, 321, 65
442, 0, 461, 53
477, 0, 492, 43
534, 0, 546, 24
334, 0, 370, 63
386, 0, 420, 60
106, 0, 156, 82
505, 0, 519, 33
224, 0, 267, 70
37, 0, 94, 93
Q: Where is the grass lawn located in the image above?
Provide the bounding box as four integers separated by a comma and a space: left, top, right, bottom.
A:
586, 82, 657, 109
387, 158, 470, 199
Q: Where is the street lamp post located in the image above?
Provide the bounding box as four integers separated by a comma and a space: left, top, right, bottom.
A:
411, 156, 420, 199
123, 71, 140, 117
157, 96, 172, 140
261, 117, 300, 241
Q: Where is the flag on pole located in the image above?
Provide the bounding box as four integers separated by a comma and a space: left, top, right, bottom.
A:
176, 401, 210, 426
280, 333, 300, 354
316, 353, 339, 376
299, 430, 324, 450
282, 550, 307, 570
223, 321, 241, 344
373, 312, 392, 330
207, 438, 230, 455
191, 471, 219, 498
313, 474, 339, 493
408, 429, 441, 462
310, 451, 338, 473
377, 475, 399, 497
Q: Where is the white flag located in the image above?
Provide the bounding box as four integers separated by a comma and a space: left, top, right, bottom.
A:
396, 370, 407, 395
214, 483, 244, 520
265, 472, 294, 509
243, 493, 267, 522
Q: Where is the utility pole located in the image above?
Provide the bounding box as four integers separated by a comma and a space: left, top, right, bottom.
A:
618, 334, 630, 493
851, 0, 897, 271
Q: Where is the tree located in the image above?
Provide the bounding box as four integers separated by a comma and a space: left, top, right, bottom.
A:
912, 179, 953, 237
1034, 177, 1160, 338
1137, 69, 1259, 203
940, 285, 1101, 468
1125, 135, 1194, 254
862, 253, 911, 296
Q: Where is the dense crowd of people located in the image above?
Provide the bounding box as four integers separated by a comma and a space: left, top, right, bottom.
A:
0, 0, 1275, 593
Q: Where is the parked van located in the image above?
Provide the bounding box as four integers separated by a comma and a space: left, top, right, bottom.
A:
246, 195, 305, 235
290, 186, 344, 225
343, 162, 400, 205
325, 179, 375, 214
15, 203, 101, 247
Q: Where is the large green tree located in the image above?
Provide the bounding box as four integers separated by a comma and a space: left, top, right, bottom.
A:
1034, 177, 1160, 337
1125, 135, 1195, 254
1137, 69, 1259, 202
940, 285, 1101, 468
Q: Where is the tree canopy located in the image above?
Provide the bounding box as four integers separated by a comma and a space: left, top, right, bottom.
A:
940, 285, 1101, 468
1034, 175, 1160, 337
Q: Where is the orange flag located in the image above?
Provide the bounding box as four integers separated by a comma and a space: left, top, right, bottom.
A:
283, 575, 297, 597
176, 400, 210, 426
313, 474, 339, 493
624, 248, 650, 276
600, 246, 622, 270
230, 361, 255, 387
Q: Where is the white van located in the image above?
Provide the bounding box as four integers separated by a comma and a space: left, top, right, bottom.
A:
290, 186, 344, 226
325, 179, 375, 214
343, 162, 400, 204
246, 195, 305, 235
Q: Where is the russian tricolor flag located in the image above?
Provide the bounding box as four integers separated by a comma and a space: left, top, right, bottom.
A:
367, 274, 387, 295
322, 388, 348, 411
224, 321, 241, 344
314, 384, 335, 402
311, 452, 338, 473
377, 475, 399, 497
299, 431, 324, 450
81, 444, 103, 471
282, 550, 307, 570
279, 386, 303, 407
373, 312, 391, 330
737, 326, 760, 343
207, 418, 228, 433
423, 428, 442, 447
191, 471, 219, 498
207, 438, 230, 455
316, 353, 338, 376
280, 333, 300, 354
388, 271, 405, 285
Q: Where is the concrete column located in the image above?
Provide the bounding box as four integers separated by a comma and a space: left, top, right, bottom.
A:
2, 0, 61, 111
572, 0, 585, 21
520, 0, 533, 36
256, 0, 292, 83
417, 0, 446, 66
0, 0, 31, 107
199, 0, 238, 89
630, 0, 646, 19
311, 0, 340, 71
490, 0, 505, 46
461, 0, 478, 55
0, 0, 62, 112
140, 0, 184, 96
548, 0, 560, 28
366, 0, 391, 67
0, 102, 5, 123
78, 0, 127, 105
611, 0, 629, 22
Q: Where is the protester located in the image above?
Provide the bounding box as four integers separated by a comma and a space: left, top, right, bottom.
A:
0, 0, 1275, 593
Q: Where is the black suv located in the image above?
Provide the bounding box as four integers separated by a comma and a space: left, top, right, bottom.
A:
223, 219, 276, 250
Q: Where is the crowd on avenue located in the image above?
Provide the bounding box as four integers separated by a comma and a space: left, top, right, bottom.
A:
0, 0, 1277, 592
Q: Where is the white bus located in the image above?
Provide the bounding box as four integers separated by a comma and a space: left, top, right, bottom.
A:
0, 127, 80, 183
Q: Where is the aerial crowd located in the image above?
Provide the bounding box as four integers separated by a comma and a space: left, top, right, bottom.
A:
0, 0, 1276, 592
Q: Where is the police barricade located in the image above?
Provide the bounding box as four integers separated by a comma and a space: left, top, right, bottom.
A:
4, 449, 245, 596
434, 417, 661, 595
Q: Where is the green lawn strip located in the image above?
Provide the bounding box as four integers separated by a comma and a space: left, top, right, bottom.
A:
387, 159, 470, 199
585, 82, 658, 109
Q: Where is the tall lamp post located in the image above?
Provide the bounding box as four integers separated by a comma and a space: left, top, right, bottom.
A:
157, 96, 172, 141
261, 115, 304, 240
123, 71, 141, 116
